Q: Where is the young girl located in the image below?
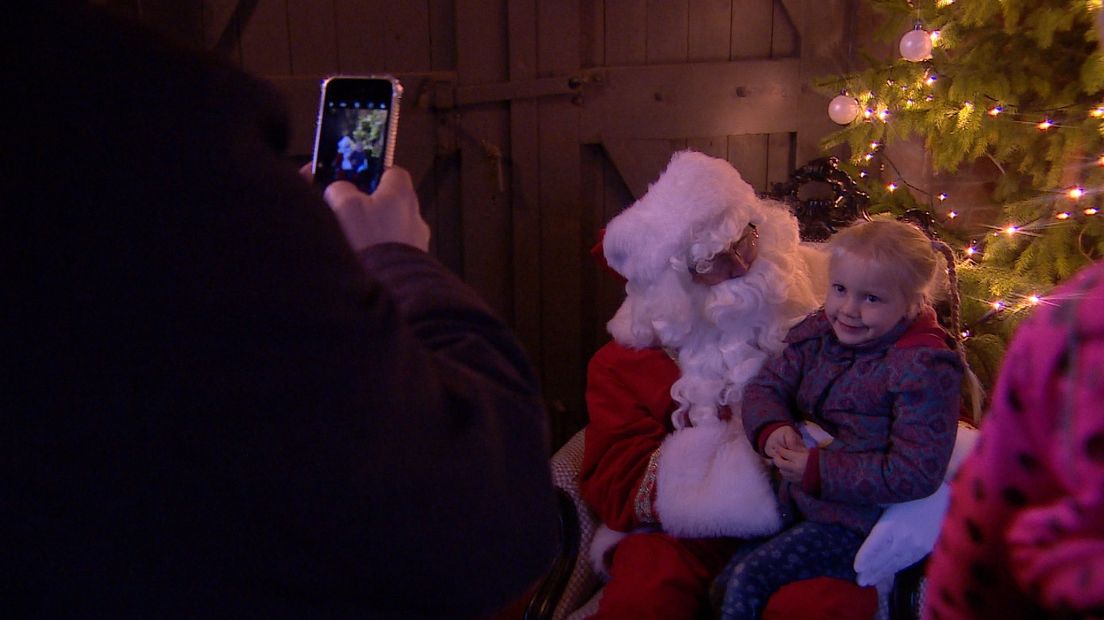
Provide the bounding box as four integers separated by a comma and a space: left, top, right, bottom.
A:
717, 219, 967, 619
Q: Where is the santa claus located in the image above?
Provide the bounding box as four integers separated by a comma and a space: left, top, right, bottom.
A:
579, 150, 867, 619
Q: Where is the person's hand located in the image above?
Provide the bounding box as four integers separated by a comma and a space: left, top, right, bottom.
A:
773, 444, 809, 483
300, 164, 430, 252
763, 425, 802, 459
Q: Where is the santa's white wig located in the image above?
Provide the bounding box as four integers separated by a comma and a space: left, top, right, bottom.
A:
604, 151, 824, 428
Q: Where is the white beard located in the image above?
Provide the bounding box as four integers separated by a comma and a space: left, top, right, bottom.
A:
607, 242, 826, 431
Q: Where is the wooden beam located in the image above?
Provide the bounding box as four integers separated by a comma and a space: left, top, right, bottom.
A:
579, 58, 802, 142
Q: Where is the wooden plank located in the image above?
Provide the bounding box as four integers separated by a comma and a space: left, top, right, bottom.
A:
581, 0, 606, 67
730, 0, 772, 59
771, 0, 799, 58
602, 138, 682, 200
688, 136, 728, 159
203, 0, 243, 64
456, 0, 512, 316
239, 0, 290, 76
508, 0, 543, 369
646, 0, 688, 63
579, 58, 802, 141
727, 133, 769, 192
688, 0, 731, 62
767, 131, 795, 189
383, 0, 432, 73
428, 0, 456, 71
333, 0, 388, 73
604, 0, 647, 65
537, 0, 586, 442
287, 0, 338, 75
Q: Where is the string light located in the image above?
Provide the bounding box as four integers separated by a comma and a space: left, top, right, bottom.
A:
1003, 225, 1020, 235
863, 153, 875, 162
948, 210, 959, 219
1086, 207, 1100, 216
988, 106, 1003, 117
877, 109, 891, 121
991, 300, 1005, 311
1057, 212, 1071, 220
859, 171, 868, 178
1037, 119, 1054, 130
926, 74, 938, 86
938, 193, 948, 201
1027, 294, 1042, 305
1098, 155, 1104, 167
964, 245, 978, 256
930, 30, 941, 45
1092, 107, 1104, 118
864, 108, 875, 119
887, 182, 899, 192
870, 141, 881, 150
1067, 187, 1085, 200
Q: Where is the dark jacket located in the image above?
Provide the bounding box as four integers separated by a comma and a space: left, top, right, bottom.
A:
5, 3, 556, 617
742, 308, 962, 534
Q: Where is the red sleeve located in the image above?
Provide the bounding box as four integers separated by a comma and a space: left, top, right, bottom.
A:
579, 341, 679, 531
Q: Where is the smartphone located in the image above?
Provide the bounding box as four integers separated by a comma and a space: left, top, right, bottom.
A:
311, 75, 402, 195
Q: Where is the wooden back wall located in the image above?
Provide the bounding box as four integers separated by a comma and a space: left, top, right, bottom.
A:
99, 0, 861, 450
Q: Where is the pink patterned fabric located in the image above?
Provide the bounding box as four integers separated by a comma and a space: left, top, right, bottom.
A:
923, 261, 1104, 618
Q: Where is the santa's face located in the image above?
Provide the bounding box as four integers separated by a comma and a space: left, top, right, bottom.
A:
824, 251, 914, 346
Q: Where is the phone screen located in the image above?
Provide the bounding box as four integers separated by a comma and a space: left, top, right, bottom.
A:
312, 77, 398, 195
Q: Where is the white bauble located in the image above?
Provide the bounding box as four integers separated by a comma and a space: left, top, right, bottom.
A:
828, 94, 861, 125
899, 29, 933, 62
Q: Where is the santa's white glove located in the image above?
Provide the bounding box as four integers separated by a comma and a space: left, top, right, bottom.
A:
853, 482, 950, 586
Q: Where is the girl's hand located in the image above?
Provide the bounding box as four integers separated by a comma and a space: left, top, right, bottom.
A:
773, 445, 809, 483
763, 425, 803, 458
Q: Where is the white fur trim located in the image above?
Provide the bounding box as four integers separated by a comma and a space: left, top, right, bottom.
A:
654, 423, 782, 538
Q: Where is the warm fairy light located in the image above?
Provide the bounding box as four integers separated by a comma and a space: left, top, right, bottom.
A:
930, 30, 941, 44
859, 171, 868, 178
1098, 155, 1104, 167
937, 0, 955, 6
1092, 107, 1104, 118
1004, 225, 1019, 235
1027, 294, 1042, 305
863, 153, 875, 161
887, 183, 899, 192
960, 330, 970, 338
925, 95, 935, 102
938, 193, 948, 201
1068, 187, 1085, 199
870, 141, 881, 150
1057, 211, 1072, 220
864, 108, 875, 119
926, 75, 938, 86
1086, 207, 1100, 215
965, 246, 977, 256
906, 98, 916, 107
948, 210, 959, 219
988, 106, 1003, 116
1038, 119, 1054, 130
991, 300, 1005, 311
877, 109, 890, 121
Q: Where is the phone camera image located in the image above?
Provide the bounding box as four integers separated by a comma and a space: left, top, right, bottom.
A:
312, 76, 400, 195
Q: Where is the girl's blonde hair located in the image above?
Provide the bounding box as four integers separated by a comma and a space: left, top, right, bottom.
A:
830, 218, 983, 420
828, 219, 940, 309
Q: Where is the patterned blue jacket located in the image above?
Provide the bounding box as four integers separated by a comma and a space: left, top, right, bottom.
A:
741, 307, 963, 535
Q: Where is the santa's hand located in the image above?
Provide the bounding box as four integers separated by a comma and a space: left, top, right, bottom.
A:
764, 425, 802, 459
773, 445, 808, 483
853, 483, 950, 586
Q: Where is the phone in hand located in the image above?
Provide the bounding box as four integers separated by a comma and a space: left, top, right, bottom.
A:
311, 75, 402, 195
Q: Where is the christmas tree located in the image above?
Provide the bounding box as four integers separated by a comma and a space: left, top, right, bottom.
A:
819, 0, 1104, 391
